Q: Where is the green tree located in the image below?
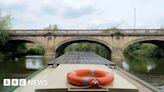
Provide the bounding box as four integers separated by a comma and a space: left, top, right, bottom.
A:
44, 24, 58, 30
123, 43, 162, 57
65, 43, 111, 60
17, 43, 28, 53
0, 11, 11, 45
103, 27, 121, 34
27, 46, 45, 55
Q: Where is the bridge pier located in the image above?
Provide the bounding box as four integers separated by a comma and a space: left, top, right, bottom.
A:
44, 48, 56, 62
111, 48, 124, 66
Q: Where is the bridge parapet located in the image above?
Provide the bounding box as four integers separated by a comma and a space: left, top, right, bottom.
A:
9, 29, 164, 36
10, 29, 54, 35
123, 29, 164, 34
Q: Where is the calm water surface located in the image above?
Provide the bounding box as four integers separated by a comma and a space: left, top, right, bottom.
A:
0, 56, 45, 92
122, 56, 164, 91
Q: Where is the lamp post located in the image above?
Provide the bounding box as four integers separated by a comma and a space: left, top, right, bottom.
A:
134, 8, 136, 30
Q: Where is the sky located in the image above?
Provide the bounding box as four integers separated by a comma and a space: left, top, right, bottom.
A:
0, 0, 164, 29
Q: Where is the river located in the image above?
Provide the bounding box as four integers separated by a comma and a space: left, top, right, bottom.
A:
0, 56, 46, 92
122, 56, 164, 91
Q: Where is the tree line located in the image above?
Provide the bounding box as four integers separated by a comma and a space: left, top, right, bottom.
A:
0, 10, 11, 46
0, 11, 45, 58
65, 43, 111, 60
124, 43, 164, 57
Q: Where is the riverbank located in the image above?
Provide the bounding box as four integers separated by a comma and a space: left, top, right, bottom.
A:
122, 56, 164, 91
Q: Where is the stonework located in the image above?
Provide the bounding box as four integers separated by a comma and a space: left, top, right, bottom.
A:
9, 29, 164, 65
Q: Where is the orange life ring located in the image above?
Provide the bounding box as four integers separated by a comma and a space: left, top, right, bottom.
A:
67, 69, 114, 86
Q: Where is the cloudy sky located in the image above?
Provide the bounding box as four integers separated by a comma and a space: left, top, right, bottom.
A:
0, 0, 164, 29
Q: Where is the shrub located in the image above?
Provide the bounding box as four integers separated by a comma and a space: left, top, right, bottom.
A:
27, 46, 44, 55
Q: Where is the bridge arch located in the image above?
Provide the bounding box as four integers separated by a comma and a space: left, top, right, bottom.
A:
55, 37, 112, 57
122, 37, 164, 50
8, 37, 46, 55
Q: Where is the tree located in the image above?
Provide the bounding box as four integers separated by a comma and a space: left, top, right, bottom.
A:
0, 11, 11, 45
103, 27, 121, 34
44, 24, 58, 30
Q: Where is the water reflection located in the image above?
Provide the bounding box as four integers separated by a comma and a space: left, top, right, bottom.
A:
123, 56, 157, 74
25, 56, 44, 69
122, 61, 129, 71
122, 56, 164, 91
0, 55, 45, 92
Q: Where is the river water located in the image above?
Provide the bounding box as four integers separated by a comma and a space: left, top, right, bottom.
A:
122, 56, 164, 91
0, 56, 45, 92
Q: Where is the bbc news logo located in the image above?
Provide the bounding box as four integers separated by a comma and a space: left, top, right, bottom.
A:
3, 79, 48, 86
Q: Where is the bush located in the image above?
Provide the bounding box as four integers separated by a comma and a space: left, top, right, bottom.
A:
103, 27, 120, 34
17, 44, 28, 53
27, 46, 45, 55
124, 43, 159, 57
124, 43, 141, 56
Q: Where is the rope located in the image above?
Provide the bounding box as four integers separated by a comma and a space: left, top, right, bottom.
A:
69, 79, 103, 89
91, 78, 100, 85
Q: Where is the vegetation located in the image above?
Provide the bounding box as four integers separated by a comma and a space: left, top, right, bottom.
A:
111, 31, 124, 36
44, 24, 58, 30
103, 27, 119, 33
0, 11, 11, 46
27, 46, 45, 55
65, 43, 111, 60
124, 56, 156, 73
124, 43, 164, 57
102, 27, 124, 40
103, 27, 122, 34
17, 44, 28, 53
17, 43, 45, 55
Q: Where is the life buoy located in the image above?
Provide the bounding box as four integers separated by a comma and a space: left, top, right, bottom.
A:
67, 69, 114, 86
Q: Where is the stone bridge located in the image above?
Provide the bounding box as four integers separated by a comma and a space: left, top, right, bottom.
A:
9, 29, 164, 65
